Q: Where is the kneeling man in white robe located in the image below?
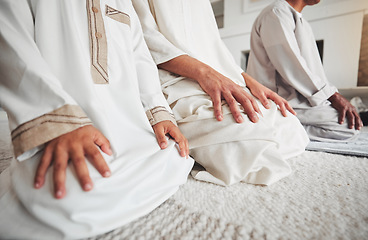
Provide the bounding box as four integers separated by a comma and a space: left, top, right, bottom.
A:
0, 0, 194, 239
132, 0, 309, 187
247, 0, 362, 142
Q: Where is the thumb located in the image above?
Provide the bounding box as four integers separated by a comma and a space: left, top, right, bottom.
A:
94, 129, 112, 155
153, 125, 168, 149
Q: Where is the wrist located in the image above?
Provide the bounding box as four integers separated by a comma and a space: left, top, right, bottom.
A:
195, 62, 213, 84
328, 92, 339, 102
242, 72, 256, 87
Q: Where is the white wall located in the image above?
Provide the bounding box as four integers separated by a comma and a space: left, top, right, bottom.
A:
310, 11, 363, 88
219, 0, 368, 90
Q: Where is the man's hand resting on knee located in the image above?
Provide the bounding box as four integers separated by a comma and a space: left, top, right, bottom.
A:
34, 125, 112, 199
158, 55, 296, 124
329, 92, 363, 130
242, 73, 296, 118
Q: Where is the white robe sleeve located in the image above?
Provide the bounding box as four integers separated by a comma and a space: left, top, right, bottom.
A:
130, 5, 176, 126
0, 1, 92, 159
131, 0, 187, 65
257, 7, 337, 106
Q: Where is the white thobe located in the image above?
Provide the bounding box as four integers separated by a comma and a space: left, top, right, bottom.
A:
132, 0, 309, 186
0, 0, 193, 239
247, 0, 359, 142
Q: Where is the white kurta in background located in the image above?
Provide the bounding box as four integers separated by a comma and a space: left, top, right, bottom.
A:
133, 0, 309, 186
247, 0, 359, 142
0, 0, 193, 239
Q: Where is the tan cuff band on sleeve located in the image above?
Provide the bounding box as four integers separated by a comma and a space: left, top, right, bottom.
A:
11, 104, 92, 158
146, 106, 177, 127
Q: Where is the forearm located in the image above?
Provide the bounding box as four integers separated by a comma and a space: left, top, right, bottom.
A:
158, 55, 215, 85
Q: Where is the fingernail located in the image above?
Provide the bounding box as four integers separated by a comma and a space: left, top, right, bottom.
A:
160, 142, 167, 149
252, 115, 259, 123
237, 116, 243, 123
34, 182, 40, 189
84, 183, 93, 191
218, 115, 223, 121
103, 171, 111, 177
56, 190, 63, 198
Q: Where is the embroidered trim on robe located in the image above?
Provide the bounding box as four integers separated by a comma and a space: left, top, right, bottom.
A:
146, 106, 177, 126
87, 0, 109, 84
105, 5, 130, 26
11, 105, 92, 157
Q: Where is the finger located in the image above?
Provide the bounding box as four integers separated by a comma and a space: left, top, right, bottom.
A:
277, 102, 288, 117
350, 108, 363, 130
271, 97, 288, 117
94, 130, 112, 156
168, 128, 189, 158
70, 146, 95, 191
224, 93, 244, 123
270, 96, 287, 117
338, 108, 346, 125
177, 139, 188, 158
34, 144, 53, 189
259, 94, 271, 109
346, 111, 355, 129
284, 101, 297, 115
270, 94, 297, 116
84, 144, 111, 178
211, 92, 223, 121
53, 150, 69, 199
153, 125, 168, 149
249, 96, 262, 117
184, 138, 189, 158
354, 111, 363, 130
235, 95, 259, 123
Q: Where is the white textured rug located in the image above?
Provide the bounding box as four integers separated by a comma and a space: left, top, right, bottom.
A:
1, 112, 368, 239
85, 151, 368, 240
